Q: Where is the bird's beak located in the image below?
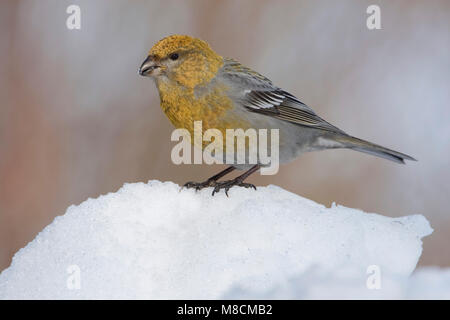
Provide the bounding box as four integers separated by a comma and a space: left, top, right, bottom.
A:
139, 55, 160, 77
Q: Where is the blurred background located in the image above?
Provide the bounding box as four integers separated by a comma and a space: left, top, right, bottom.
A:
1, 0, 449, 272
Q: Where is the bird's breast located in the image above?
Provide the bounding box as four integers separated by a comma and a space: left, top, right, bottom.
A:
157, 81, 251, 147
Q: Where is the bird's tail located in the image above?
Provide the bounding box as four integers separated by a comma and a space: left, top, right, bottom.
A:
332, 134, 416, 164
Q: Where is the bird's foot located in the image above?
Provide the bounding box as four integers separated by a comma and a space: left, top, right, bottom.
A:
183, 179, 218, 191
183, 178, 256, 196
211, 179, 256, 196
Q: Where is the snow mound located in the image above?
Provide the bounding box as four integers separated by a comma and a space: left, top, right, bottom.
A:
225, 266, 450, 300
0, 181, 438, 299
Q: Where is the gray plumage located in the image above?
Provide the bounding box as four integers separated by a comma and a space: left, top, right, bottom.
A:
215, 58, 415, 167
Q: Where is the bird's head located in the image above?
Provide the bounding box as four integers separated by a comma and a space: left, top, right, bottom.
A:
139, 35, 223, 89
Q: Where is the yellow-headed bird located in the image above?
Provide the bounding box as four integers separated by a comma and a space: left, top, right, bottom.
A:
139, 35, 415, 196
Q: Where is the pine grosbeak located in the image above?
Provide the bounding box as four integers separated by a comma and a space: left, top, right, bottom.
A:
139, 35, 415, 195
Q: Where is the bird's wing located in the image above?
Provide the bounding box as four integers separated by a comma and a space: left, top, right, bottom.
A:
220, 58, 345, 134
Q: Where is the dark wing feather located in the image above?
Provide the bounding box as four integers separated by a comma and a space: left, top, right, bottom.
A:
220, 58, 345, 134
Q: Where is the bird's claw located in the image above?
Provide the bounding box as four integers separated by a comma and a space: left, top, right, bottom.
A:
183, 178, 256, 196
183, 179, 216, 191
211, 179, 257, 196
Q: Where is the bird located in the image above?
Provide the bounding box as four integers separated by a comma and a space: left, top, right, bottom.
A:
139, 35, 415, 196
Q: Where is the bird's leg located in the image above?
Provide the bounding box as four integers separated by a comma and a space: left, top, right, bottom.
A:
212, 164, 260, 196
183, 166, 236, 191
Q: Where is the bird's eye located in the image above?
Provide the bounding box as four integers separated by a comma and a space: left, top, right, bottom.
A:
169, 53, 179, 61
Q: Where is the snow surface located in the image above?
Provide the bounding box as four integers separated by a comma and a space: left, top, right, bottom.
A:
0, 180, 446, 299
